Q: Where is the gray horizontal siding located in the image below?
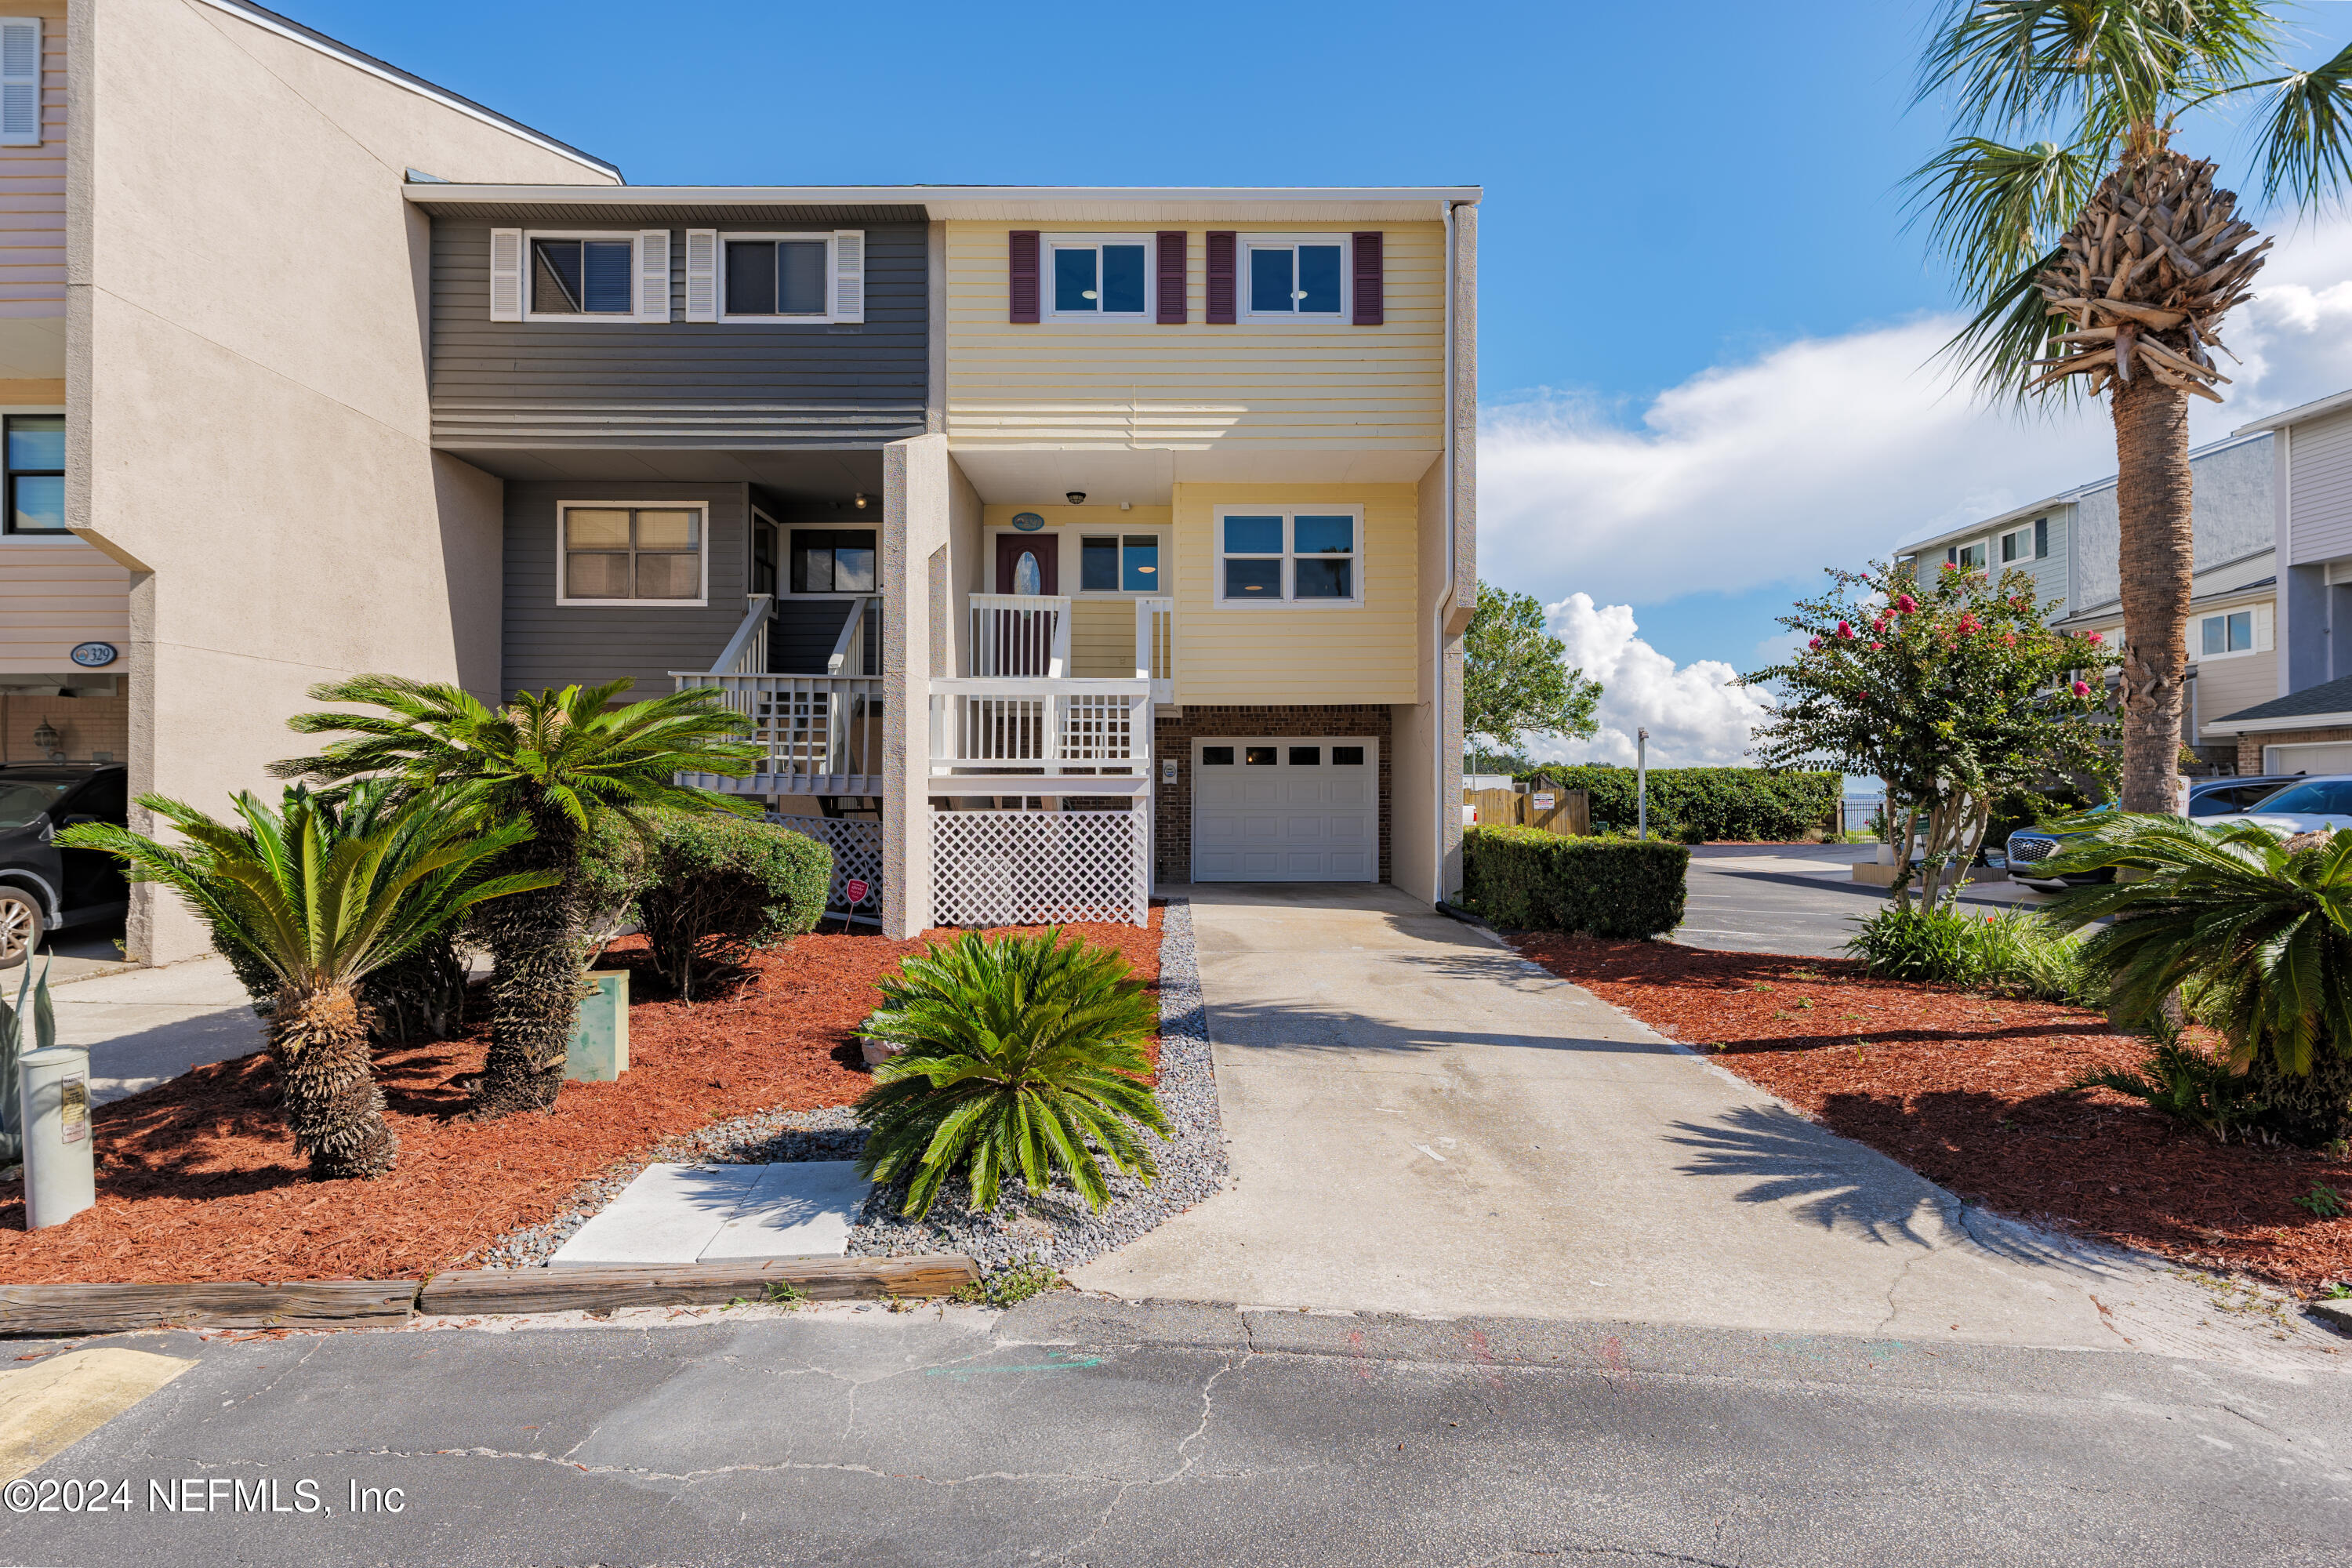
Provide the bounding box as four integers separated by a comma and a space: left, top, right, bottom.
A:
2291, 408, 2352, 564
771, 598, 852, 673
433, 213, 927, 449
504, 481, 751, 697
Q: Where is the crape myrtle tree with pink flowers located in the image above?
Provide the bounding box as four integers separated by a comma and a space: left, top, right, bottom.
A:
1748, 558, 2120, 909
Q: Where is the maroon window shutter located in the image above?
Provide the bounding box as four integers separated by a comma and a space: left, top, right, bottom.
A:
1205, 230, 1236, 324
1352, 231, 1384, 325
1156, 230, 1187, 324
1009, 230, 1040, 323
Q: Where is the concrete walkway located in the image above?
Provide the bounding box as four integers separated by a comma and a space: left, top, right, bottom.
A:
33, 956, 261, 1105
1074, 885, 2342, 1363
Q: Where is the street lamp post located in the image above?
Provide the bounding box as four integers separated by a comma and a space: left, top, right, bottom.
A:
1636, 728, 1649, 840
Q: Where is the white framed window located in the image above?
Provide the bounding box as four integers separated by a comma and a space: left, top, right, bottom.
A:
1240, 234, 1350, 321
1947, 539, 1990, 571
786, 528, 877, 596
556, 503, 708, 606
1998, 518, 2049, 564
501, 230, 669, 323
683, 229, 863, 324
0, 17, 40, 147
0, 406, 63, 535
1214, 504, 1364, 607
1045, 235, 1152, 321
1077, 532, 1167, 594
2198, 604, 2270, 659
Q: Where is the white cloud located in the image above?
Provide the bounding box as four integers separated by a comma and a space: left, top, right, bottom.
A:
1526, 593, 1777, 768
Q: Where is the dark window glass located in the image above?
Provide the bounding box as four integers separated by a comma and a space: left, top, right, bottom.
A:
1054, 247, 1098, 312
1294, 559, 1352, 598
532, 238, 633, 314
2189, 792, 2234, 817
2002, 532, 2021, 563
1294, 515, 1353, 553
752, 522, 779, 597
1201, 746, 1235, 765
532, 238, 583, 312
583, 241, 633, 312
779, 241, 827, 314
1225, 558, 1282, 598
2034, 517, 2049, 558
1244, 746, 1277, 766
2228, 611, 2254, 652
1288, 746, 1321, 765
1224, 514, 1283, 554
65, 771, 125, 823
2259, 780, 2352, 815
1298, 244, 1342, 312
1121, 535, 1160, 591
1249, 247, 1293, 313
2202, 617, 2224, 656
724, 239, 775, 315
790, 530, 877, 595
8, 416, 61, 471
1102, 245, 1146, 313
563, 506, 702, 601
1081, 536, 1120, 592
1332, 746, 1365, 765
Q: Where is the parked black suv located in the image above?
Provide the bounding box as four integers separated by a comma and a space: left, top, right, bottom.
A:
0, 763, 129, 967
2003, 774, 2306, 890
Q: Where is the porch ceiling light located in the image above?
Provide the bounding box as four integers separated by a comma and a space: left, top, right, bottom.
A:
853, 492, 868, 510
1066, 491, 1086, 506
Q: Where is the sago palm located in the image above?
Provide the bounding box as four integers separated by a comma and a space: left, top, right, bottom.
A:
2041, 813, 2352, 1144
270, 677, 759, 1119
855, 927, 1166, 1219
56, 788, 554, 1178
1912, 1, 2352, 811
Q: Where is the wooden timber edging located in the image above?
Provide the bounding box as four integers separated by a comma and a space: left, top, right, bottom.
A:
0, 1254, 982, 1338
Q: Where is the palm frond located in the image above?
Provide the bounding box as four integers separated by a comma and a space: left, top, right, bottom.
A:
2249, 38, 2352, 205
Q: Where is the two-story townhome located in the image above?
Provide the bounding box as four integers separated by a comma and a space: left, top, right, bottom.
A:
2, 0, 1475, 964
1893, 430, 2276, 772
2201, 388, 2352, 775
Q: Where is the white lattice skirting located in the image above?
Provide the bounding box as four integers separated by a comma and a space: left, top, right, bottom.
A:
766, 814, 884, 918
931, 808, 1150, 927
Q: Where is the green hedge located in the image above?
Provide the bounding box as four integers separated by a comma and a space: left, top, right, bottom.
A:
636, 811, 833, 996
1518, 765, 1839, 843
1461, 827, 1689, 938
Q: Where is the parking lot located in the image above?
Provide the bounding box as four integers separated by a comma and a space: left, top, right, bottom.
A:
1673, 843, 2057, 958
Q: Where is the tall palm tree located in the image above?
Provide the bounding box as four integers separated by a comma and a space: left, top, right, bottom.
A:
56, 788, 554, 1178
1912, 1, 2352, 811
270, 677, 760, 1119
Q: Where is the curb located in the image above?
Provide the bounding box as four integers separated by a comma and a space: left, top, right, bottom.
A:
0, 1253, 980, 1337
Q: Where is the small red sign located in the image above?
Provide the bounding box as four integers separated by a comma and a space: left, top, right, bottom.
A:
843, 878, 870, 906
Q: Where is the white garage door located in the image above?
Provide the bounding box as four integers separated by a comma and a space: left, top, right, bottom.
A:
2265, 742, 2352, 775
1191, 737, 1377, 881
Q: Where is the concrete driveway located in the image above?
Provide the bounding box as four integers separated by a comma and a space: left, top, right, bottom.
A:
1076, 885, 2339, 1363
1676, 843, 2056, 957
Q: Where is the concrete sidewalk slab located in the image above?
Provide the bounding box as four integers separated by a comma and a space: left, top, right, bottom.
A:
551, 1162, 869, 1265
38, 955, 262, 1105
1072, 884, 2321, 1360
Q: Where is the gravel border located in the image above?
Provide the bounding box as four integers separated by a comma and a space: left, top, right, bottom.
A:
470, 901, 1223, 1275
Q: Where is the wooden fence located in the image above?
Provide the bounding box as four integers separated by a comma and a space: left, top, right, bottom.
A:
1465, 788, 1590, 836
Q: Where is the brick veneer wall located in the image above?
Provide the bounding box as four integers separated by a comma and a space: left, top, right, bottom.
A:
1155, 705, 1393, 884
2, 692, 129, 765
2236, 726, 2352, 776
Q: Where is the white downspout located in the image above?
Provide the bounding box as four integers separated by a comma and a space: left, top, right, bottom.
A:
1435, 199, 1457, 904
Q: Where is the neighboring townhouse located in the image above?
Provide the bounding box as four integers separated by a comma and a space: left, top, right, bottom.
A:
0, 2, 1477, 963
2202, 387, 2352, 775
1893, 431, 2275, 771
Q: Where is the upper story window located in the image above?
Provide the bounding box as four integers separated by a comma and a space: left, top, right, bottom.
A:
1080, 535, 1162, 593
1047, 238, 1151, 319
789, 529, 876, 594
533, 237, 636, 316
558, 503, 706, 606
1242, 235, 1348, 321
5, 412, 62, 533
1215, 506, 1363, 606
0, 18, 42, 147
1947, 539, 1989, 571
1999, 517, 2050, 563
724, 235, 833, 319
2199, 607, 2267, 658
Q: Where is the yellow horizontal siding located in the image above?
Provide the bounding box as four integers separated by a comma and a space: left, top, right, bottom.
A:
0, 5, 67, 319
1171, 482, 1417, 705
0, 535, 132, 673
1068, 597, 1133, 679
945, 221, 1445, 451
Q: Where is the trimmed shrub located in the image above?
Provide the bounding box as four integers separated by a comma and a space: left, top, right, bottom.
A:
636, 811, 832, 996
1519, 765, 1840, 843
1841, 904, 2091, 1004
1462, 826, 1688, 938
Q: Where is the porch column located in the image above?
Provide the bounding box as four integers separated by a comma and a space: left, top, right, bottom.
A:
881, 435, 951, 938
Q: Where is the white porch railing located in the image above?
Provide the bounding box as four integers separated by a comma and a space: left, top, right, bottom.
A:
707, 593, 772, 677
927, 677, 1152, 778
826, 595, 880, 677
1134, 596, 1173, 704
970, 593, 1069, 678
673, 673, 884, 795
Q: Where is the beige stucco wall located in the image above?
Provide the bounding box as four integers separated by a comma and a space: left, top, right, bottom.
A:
882, 434, 960, 938
67, 0, 617, 961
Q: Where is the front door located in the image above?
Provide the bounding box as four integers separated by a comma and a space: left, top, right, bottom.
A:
995, 533, 1058, 595
991, 534, 1059, 676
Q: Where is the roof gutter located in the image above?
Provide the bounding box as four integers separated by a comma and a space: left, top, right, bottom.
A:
2197, 711, 2352, 737
400, 183, 1482, 212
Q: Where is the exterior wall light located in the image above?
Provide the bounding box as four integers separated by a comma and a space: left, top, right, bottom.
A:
1065, 491, 1086, 505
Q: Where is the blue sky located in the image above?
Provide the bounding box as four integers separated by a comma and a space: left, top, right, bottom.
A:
297, 0, 2352, 766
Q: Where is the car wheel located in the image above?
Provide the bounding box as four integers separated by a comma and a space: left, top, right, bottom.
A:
0, 887, 42, 970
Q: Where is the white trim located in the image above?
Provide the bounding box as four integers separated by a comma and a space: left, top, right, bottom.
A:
635, 229, 670, 323
2205, 710, 2352, 737
1069, 528, 1171, 597
833, 230, 865, 325
1212, 503, 1366, 608
683, 229, 719, 322
488, 228, 523, 321
197, 0, 621, 180
713, 232, 856, 324
521, 230, 655, 323
1040, 234, 1156, 322
404, 183, 1483, 212
0, 16, 39, 147
2195, 604, 2271, 662
1236, 232, 1352, 323
554, 500, 710, 608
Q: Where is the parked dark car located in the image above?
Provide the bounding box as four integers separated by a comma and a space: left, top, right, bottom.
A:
0, 763, 129, 967
2003, 775, 2306, 889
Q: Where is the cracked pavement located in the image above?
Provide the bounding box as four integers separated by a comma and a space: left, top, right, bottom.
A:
7, 1294, 2352, 1566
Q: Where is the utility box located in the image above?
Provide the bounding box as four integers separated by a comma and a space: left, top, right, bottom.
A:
566, 971, 630, 1083
21, 1044, 95, 1229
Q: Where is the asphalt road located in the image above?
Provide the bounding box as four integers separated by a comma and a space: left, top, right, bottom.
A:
1673, 844, 2059, 958
9, 1297, 2349, 1566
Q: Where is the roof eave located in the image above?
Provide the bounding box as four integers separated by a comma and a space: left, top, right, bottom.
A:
399, 183, 1484, 217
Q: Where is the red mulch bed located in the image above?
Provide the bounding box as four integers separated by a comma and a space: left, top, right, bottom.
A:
0, 910, 1162, 1285
1515, 934, 2352, 1290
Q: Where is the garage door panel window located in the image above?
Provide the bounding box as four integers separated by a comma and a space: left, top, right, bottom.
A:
1217, 506, 1365, 606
